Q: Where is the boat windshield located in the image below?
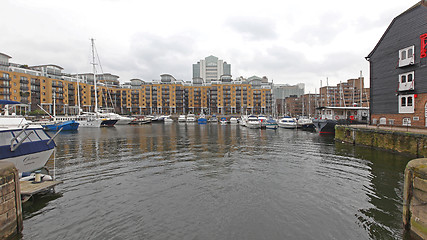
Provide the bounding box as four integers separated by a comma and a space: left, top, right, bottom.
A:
0, 131, 14, 145
35, 129, 51, 140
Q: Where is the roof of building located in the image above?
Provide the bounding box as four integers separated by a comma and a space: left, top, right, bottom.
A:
0, 53, 12, 59
366, 0, 427, 59
30, 64, 64, 70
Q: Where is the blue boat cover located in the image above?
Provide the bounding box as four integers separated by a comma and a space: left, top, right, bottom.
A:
0, 100, 21, 105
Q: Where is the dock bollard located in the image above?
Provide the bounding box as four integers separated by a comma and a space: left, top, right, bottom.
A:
403, 158, 427, 239
35, 170, 42, 183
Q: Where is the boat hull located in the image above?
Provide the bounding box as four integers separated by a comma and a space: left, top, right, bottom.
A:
101, 119, 118, 127
266, 124, 278, 129
277, 122, 297, 129
78, 119, 103, 128
312, 119, 337, 134
44, 120, 79, 131
198, 118, 207, 124
247, 122, 261, 129
115, 119, 134, 125
1, 148, 55, 173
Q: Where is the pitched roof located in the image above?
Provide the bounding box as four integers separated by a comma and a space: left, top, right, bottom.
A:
366, 1, 427, 60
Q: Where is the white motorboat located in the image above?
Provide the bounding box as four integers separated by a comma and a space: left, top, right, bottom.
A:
239, 115, 248, 127
178, 115, 186, 122
186, 114, 196, 122
278, 116, 297, 129
210, 115, 218, 123
0, 101, 56, 173
265, 119, 278, 129
246, 115, 261, 129
297, 117, 314, 130
258, 115, 267, 128
98, 112, 134, 125
220, 117, 227, 125
164, 115, 174, 123
229, 117, 238, 124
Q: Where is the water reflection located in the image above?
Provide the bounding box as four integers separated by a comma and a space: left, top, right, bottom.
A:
24, 124, 412, 240
335, 142, 412, 239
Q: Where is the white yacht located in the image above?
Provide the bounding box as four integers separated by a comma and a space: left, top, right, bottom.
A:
0, 101, 56, 173
278, 116, 297, 129
229, 117, 238, 124
246, 115, 261, 129
178, 115, 186, 122
164, 115, 174, 123
186, 114, 196, 122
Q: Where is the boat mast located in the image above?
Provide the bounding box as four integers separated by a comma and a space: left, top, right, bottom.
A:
360, 70, 363, 107
91, 38, 98, 114
77, 75, 81, 115
53, 91, 56, 121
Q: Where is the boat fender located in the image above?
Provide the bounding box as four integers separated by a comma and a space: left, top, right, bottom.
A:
42, 174, 53, 181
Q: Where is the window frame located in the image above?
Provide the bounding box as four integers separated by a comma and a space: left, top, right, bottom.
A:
398, 71, 415, 91
399, 94, 415, 113
399, 45, 415, 67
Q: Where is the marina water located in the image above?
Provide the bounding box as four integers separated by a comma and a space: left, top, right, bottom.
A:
20, 124, 412, 239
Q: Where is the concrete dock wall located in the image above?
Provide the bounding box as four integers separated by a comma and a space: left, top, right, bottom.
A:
335, 126, 427, 157
0, 162, 23, 239
403, 158, 427, 239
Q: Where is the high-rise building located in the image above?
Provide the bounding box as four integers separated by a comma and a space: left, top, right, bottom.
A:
192, 55, 231, 83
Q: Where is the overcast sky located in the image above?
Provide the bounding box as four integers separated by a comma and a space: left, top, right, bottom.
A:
2, 0, 419, 93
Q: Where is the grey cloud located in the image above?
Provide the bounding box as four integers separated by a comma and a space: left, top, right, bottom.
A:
292, 12, 346, 45
232, 45, 365, 83
115, 33, 197, 81
226, 16, 278, 41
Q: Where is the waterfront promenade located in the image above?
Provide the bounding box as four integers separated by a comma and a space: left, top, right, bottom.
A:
350, 124, 427, 135
336, 124, 427, 158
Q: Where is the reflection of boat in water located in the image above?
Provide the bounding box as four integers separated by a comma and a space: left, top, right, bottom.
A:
278, 116, 297, 129
0, 102, 56, 173
246, 115, 261, 129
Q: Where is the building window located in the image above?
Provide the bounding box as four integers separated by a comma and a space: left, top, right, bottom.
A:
399, 71, 415, 91
399, 94, 414, 113
399, 45, 415, 67
407, 96, 413, 106
402, 117, 411, 126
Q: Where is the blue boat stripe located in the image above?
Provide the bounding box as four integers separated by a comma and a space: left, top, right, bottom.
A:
0, 140, 55, 160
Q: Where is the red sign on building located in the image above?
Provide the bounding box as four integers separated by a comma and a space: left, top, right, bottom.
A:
421, 33, 427, 58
